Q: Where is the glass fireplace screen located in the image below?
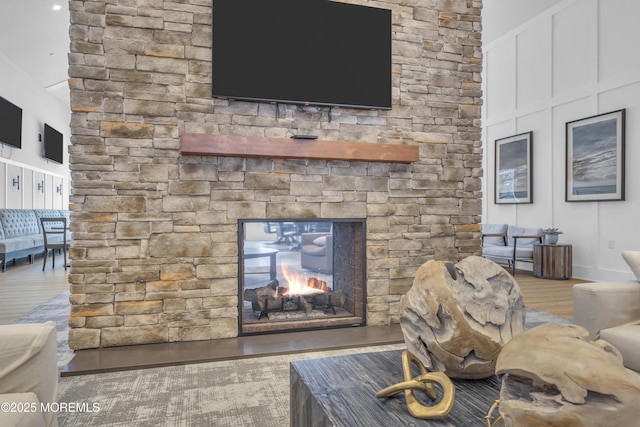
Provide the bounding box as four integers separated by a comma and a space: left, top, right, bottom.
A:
238, 219, 366, 335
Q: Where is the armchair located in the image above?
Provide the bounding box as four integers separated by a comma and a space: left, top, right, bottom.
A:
300, 233, 333, 274
573, 251, 640, 372
0, 321, 59, 426
481, 224, 543, 275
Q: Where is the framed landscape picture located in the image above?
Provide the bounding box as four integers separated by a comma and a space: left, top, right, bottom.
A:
495, 131, 533, 204
565, 109, 625, 202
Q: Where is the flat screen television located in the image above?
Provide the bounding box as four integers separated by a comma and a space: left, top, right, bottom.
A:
0, 96, 23, 149
212, 0, 392, 110
44, 124, 64, 164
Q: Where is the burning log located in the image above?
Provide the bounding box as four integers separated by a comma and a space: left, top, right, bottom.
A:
254, 296, 285, 315
298, 295, 313, 314
250, 295, 314, 316
307, 277, 331, 293
244, 280, 279, 311
313, 290, 345, 308
243, 275, 346, 318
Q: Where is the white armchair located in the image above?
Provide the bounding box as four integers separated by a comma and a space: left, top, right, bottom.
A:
573, 251, 640, 372
300, 233, 333, 274
0, 321, 59, 426
481, 224, 543, 275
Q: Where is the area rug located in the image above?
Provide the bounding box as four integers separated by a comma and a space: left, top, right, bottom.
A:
56, 344, 406, 427
54, 309, 569, 427
13, 291, 570, 426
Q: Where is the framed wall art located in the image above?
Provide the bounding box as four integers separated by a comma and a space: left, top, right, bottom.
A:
565, 109, 625, 202
494, 131, 533, 204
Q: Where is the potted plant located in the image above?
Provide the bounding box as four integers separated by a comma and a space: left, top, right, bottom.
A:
542, 228, 563, 245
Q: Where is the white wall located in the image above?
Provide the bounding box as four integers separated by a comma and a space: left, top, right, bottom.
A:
0, 52, 70, 209
482, 0, 639, 281
482, 0, 563, 44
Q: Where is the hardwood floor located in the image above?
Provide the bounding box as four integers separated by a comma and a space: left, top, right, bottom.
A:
511, 270, 587, 320
0, 255, 70, 325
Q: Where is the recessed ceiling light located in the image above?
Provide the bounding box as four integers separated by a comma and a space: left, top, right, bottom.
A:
52, 4, 62, 11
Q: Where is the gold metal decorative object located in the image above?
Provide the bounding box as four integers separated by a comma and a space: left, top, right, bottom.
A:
484, 400, 504, 427
376, 350, 455, 419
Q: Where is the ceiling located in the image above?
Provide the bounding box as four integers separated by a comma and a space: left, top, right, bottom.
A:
0, 0, 70, 106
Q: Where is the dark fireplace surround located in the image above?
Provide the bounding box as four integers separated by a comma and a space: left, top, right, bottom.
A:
238, 218, 366, 335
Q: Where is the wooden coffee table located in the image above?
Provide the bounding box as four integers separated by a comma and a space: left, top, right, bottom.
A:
290, 350, 501, 426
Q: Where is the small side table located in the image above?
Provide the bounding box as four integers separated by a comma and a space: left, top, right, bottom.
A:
533, 244, 572, 280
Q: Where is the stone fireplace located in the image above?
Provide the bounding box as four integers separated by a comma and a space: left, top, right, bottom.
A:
67, 0, 483, 350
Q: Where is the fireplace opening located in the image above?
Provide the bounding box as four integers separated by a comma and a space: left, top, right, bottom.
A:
238, 219, 366, 335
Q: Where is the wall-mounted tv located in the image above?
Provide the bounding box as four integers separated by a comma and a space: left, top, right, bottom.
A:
0, 96, 23, 149
212, 0, 392, 110
44, 124, 64, 164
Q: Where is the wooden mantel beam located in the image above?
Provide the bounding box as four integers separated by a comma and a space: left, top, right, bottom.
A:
180, 133, 419, 163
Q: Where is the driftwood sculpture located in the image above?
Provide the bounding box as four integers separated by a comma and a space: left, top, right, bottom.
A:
496, 323, 640, 426
399, 256, 525, 379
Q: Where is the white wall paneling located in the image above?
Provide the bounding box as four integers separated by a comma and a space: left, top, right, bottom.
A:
0, 159, 65, 209
44, 173, 54, 209
483, 0, 639, 281
482, 0, 564, 44
516, 22, 551, 109
552, 0, 595, 97
22, 168, 33, 209
598, 0, 640, 82
485, 39, 516, 119
0, 162, 4, 208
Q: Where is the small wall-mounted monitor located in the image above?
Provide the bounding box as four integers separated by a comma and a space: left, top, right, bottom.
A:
0, 95, 23, 149
44, 124, 64, 164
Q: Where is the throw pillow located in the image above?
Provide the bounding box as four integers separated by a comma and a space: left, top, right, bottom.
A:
312, 236, 327, 246
621, 251, 640, 281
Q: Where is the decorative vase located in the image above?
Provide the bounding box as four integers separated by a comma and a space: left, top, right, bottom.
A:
544, 234, 559, 245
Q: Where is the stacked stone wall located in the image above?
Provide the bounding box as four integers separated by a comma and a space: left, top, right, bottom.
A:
68, 0, 484, 349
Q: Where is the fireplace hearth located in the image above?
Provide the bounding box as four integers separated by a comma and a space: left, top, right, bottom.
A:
239, 219, 366, 335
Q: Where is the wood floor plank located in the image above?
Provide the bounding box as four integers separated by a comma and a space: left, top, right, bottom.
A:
513, 270, 586, 319
0, 256, 70, 324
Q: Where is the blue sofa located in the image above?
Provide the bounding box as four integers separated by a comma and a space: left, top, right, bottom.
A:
0, 209, 70, 271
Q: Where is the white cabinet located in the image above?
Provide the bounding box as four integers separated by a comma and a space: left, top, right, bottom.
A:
0, 161, 68, 209
0, 163, 5, 207
44, 173, 54, 208
23, 169, 34, 209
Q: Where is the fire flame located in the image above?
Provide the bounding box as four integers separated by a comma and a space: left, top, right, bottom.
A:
280, 263, 331, 296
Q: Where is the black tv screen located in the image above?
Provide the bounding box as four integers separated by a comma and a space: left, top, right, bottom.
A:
212, 0, 392, 110
44, 124, 64, 164
0, 96, 23, 149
